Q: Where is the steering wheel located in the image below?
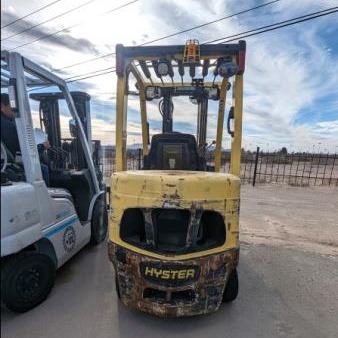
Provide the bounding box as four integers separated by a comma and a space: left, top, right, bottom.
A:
1, 142, 8, 172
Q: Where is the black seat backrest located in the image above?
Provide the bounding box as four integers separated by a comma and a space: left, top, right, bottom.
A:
50, 169, 95, 221
144, 133, 205, 171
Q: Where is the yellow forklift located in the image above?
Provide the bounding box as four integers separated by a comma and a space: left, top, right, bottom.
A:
108, 39, 246, 316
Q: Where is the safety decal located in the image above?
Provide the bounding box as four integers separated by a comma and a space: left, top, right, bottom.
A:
63, 226, 76, 252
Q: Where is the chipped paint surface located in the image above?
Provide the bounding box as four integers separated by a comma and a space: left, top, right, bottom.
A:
108, 242, 239, 317
108, 170, 241, 316
109, 170, 240, 260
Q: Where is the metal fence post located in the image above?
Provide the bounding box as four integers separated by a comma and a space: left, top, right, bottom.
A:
252, 146, 260, 187
138, 148, 142, 170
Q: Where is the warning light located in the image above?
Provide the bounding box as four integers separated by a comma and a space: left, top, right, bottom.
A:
183, 39, 200, 65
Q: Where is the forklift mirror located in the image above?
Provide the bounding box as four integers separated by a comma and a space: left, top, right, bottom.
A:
69, 119, 77, 137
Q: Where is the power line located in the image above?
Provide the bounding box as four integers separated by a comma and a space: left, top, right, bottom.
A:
67, 69, 116, 83
25, 5, 338, 87
55, 53, 116, 71
203, 7, 338, 44
65, 66, 115, 81
27, 66, 117, 92
1, 0, 63, 29
138, 0, 282, 47
2, 0, 99, 41
64, 7, 338, 84
47, 0, 283, 72
6, 0, 141, 52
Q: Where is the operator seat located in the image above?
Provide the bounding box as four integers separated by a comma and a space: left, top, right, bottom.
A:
143, 132, 206, 171
50, 169, 95, 221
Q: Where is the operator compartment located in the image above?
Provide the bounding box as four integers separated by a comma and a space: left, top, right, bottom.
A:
29, 92, 103, 221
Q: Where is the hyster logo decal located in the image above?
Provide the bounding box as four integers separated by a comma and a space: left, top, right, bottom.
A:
144, 266, 195, 280
140, 263, 199, 286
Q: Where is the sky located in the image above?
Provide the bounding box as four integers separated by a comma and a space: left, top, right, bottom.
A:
1, 0, 338, 153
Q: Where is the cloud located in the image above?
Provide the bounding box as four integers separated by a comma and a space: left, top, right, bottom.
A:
2, 0, 338, 152
313, 120, 338, 134
1, 12, 100, 55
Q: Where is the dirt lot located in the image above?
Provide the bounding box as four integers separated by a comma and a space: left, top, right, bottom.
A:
1, 186, 338, 338
240, 185, 338, 256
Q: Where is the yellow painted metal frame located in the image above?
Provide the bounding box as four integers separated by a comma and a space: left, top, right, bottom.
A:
230, 75, 244, 176
130, 64, 149, 156
214, 77, 228, 172
115, 68, 128, 171
114, 45, 244, 175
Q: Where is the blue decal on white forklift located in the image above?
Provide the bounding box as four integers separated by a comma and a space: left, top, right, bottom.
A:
56, 210, 70, 219
44, 215, 78, 238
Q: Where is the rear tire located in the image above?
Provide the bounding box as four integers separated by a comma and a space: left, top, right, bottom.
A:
1, 252, 56, 313
90, 198, 108, 245
115, 275, 121, 299
222, 268, 238, 302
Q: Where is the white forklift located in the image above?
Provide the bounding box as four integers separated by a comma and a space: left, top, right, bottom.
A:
1, 51, 108, 312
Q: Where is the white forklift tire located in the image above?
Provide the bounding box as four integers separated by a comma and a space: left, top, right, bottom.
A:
90, 199, 108, 245
1, 252, 56, 313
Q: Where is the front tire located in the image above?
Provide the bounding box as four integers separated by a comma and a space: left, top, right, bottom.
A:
222, 268, 238, 302
1, 252, 56, 313
90, 198, 108, 245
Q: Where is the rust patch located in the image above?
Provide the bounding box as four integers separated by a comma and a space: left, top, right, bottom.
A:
163, 171, 196, 176
186, 203, 203, 247
143, 208, 155, 246
108, 242, 239, 317
161, 190, 181, 208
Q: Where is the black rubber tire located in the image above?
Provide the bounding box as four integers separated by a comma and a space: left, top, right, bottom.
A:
90, 198, 108, 245
115, 275, 121, 299
222, 268, 239, 302
1, 252, 56, 313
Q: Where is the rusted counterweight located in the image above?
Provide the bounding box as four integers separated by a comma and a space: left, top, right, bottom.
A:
108, 243, 239, 317
109, 170, 241, 316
